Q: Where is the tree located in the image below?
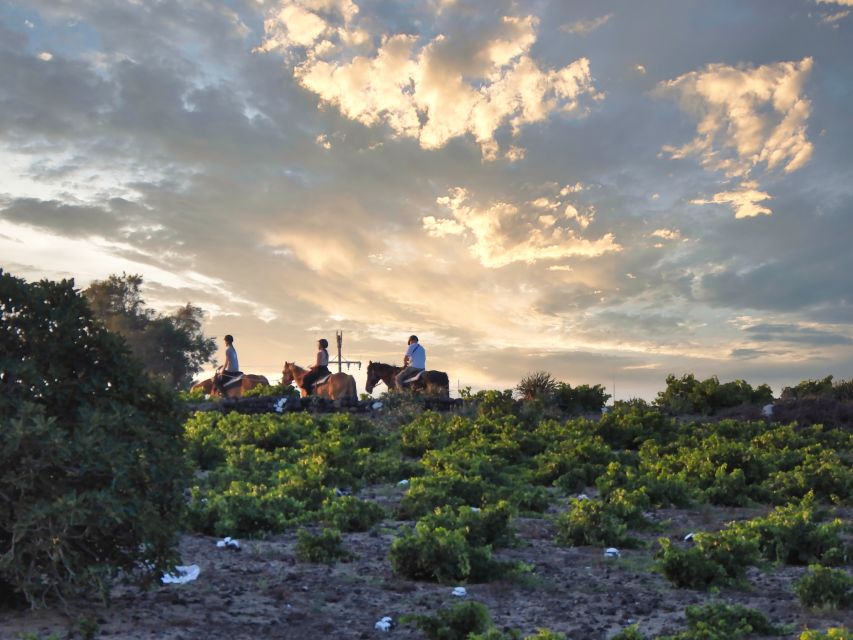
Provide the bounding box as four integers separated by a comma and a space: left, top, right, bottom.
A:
0, 269, 188, 606
84, 273, 216, 388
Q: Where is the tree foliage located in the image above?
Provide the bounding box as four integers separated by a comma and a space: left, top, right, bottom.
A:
84, 273, 215, 389
0, 270, 189, 606
655, 373, 773, 415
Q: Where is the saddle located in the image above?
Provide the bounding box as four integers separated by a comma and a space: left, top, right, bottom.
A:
220, 372, 244, 389
313, 373, 332, 387
403, 371, 425, 385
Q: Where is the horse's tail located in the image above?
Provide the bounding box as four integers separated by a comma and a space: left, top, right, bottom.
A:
437, 371, 450, 398
348, 375, 357, 400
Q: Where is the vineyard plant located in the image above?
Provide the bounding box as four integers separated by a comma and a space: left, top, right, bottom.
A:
1, 348, 851, 638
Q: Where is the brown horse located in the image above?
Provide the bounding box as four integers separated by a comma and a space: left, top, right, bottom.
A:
365, 361, 450, 398
191, 373, 270, 399
282, 362, 357, 401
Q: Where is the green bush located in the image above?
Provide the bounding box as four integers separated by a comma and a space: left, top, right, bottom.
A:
242, 382, 298, 398
657, 528, 760, 589
611, 625, 647, 640
0, 271, 188, 606
657, 602, 787, 639
727, 494, 847, 565
553, 382, 610, 414
655, 374, 773, 415
403, 601, 493, 640
781, 376, 835, 400
516, 371, 557, 401
555, 496, 644, 548
799, 629, 851, 640
295, 528, 352, 564
389, 510, 522, 584
321, 496, 386, 532
795, 566, 852, 609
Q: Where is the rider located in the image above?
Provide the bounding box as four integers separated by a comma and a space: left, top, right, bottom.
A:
301, 338, 331, 395
215, 334, 240, 394
395, 335, 425, 389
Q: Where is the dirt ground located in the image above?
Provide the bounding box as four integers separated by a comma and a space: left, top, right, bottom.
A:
2, 485, 850, 640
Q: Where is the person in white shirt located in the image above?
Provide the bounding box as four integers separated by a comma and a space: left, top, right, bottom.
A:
302, 338, 331, 394
395, 335, 426, 389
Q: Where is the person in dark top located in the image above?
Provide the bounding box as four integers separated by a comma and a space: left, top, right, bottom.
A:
302, 338, 330, 395
215, 334, 240, 395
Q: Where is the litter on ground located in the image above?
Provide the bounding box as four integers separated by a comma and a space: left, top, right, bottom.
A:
161, 565, 200, 584
374, 616, 393, 632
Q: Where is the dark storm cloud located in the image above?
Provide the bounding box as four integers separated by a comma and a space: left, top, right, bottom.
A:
0, 197, 131, 237
745, 323, 853, 347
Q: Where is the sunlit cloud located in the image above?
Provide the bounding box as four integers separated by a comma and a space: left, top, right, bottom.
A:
820, 10, 850, 24
258, 1, 600, 159
658, 57, 814, 178
650, 228, 682, 241
561, 13, 614, 36
423, 187, 621, 269
691, 181, 773, 218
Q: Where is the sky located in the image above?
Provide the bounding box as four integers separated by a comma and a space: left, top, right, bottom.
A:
1, 0, 852, 400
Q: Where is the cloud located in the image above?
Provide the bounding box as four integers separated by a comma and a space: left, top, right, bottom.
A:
745, 322, 853, 346
820, 10, 850, 24
691, 181, 772, 218
816, 0, 853, 5
422, 187, 621, 268
658, 57, 814, 178
650, 228, 685, 243
561, 13, 614, 36
258, 1, 600, 159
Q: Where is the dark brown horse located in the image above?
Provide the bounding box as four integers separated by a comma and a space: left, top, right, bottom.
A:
365, 361, 450, 398
191, 373, 270, 399
282, 362, 357, 401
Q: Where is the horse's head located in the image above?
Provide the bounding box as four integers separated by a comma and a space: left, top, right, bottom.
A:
365, 361, 379, 393
281, 362, 294, 386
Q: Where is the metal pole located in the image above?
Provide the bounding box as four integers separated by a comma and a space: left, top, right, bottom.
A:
336, 330, 343, 373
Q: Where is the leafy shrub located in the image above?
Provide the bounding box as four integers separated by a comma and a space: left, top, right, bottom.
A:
186, 481, 307, 537
657, 528, 760, 589
0, 271, 188, 606
516, 371, 557, 401
657, 602, 787, 639
242, 382, 299, 398
295, 528, 352, 564
727, 494, 847, 565
611, 625, 647, 640
555, 495, 646, 548
655, 374, 773, 415
389, 510, 522, 584
795, 566, 853, 609
403, 601, 493, 640
781, 376, 836, 400
321, 496, 386, 532
553, 382, 610, 414
799, 629, 851, 640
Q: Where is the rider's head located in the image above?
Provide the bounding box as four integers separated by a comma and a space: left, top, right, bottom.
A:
408, 335, 418, 345
318, 338, 329, 349
224, 334, 234, 345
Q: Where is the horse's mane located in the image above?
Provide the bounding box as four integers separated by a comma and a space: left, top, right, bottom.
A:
285, 361, 309, 374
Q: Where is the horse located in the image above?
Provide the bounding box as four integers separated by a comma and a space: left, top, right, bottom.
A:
191, 373, 270, 398
281, 362, 357, 401
365, 361, 450, 398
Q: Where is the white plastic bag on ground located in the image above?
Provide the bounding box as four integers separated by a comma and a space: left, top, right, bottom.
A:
375, 616, 394, 631
603, 548, 621, 558
451, 587, 467, 597
161, 565, 200, 584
